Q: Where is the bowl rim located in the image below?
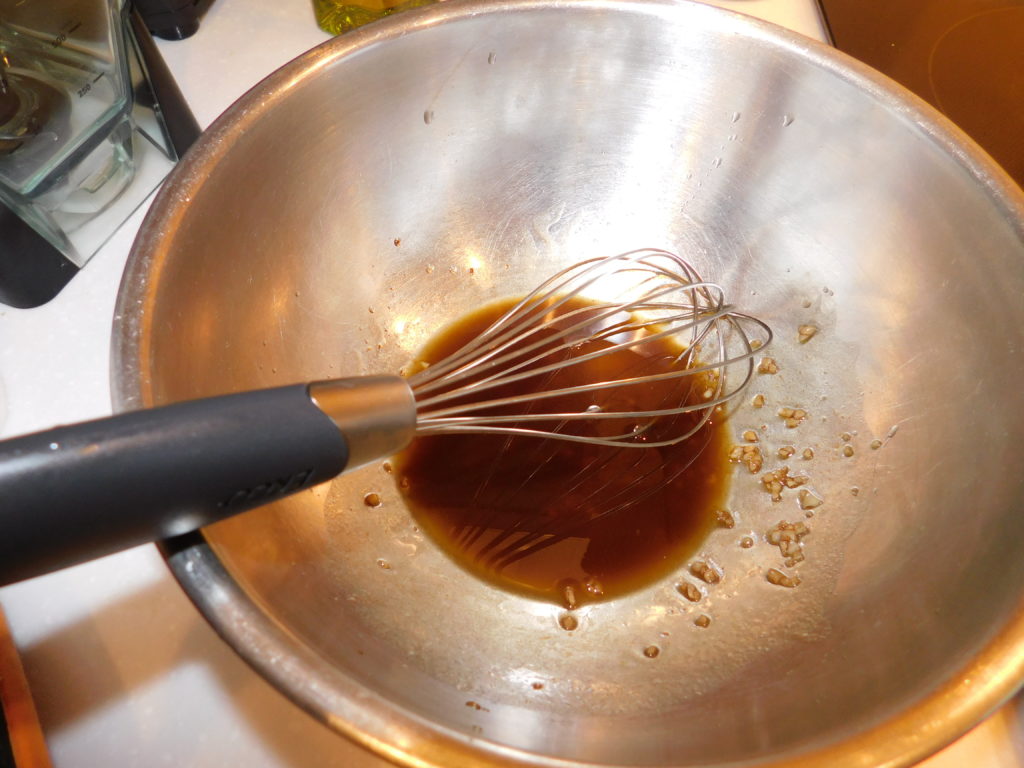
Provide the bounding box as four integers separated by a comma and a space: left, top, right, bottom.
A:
112, 0, 1024, 765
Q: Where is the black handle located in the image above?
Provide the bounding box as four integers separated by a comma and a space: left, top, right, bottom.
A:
0, 385, 348, 585
128, 6, 202, 154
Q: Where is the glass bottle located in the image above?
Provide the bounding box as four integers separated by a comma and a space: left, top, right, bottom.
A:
313, 0, 438, 35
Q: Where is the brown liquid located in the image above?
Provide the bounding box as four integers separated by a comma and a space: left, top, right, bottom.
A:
393, 297, 731, 608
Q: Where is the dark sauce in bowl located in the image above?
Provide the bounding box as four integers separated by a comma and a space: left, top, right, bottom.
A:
394, 297, 731, 608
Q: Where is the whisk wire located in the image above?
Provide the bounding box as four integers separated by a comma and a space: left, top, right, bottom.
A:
413, 288, 731, 404
409, 248, 771, 448
410, 250, 716, 390
412, 277, 722, 397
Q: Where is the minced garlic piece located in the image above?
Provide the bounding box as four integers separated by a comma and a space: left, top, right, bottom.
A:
778, 407, 807, 429
798, 489, 824, 510
766, 568, 801, 588
761, 467, 807, 501
715, 509, 736, 529
798, 324, 819, 344
689, 561, 722, 585
729, 443, 764, 473
767, 520, 810, 567
677, 581, 702, 602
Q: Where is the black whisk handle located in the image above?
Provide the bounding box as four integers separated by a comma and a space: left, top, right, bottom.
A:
0, 385, 347, 585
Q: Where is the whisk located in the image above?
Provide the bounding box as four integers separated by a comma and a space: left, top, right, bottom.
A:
0, 248, 770, 585
411, 248, 769, 446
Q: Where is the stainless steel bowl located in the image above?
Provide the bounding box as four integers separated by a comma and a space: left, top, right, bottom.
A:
113, 1, 1024, 765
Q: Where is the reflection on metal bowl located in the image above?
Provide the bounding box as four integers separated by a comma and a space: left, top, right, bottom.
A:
112, 1, 1024, 766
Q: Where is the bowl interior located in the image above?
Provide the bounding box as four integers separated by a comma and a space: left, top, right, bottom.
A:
118, 2, 1024, 765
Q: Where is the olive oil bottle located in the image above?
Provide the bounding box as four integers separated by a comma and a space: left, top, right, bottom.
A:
313, 0, 438, 34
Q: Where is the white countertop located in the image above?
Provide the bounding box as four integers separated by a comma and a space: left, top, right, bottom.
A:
0, 0, 1019, 765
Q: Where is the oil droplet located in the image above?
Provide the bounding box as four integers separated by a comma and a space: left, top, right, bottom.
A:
694, 614, 711, 628
393, 238, 401, 247
870, 439, 882, 450
376, 558, 392, 569
423, 110, 434, 125
382, 461, 393, 473
740, 536, 754, 548
531, 682, 544, 690
558, 613, 579, 632
364, 492, 382, 507
426, 264, 436, 274
842, 445, 855, 458
643, 645, 660, 658
558, 578, 581, 610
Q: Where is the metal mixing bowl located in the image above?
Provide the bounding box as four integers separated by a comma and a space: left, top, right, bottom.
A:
112, 1, 1024, 765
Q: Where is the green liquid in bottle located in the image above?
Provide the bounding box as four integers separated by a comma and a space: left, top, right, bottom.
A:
313, 0, 438, 35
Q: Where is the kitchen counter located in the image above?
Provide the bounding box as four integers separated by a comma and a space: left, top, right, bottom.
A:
0, 0, 1020, 765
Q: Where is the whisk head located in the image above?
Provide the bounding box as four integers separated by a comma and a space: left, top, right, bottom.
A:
408, 248, 771, 448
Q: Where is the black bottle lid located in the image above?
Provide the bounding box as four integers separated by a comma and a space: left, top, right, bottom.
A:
133, 0, 201, 41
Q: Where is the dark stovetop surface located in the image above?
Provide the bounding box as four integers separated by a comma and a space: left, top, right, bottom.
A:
819, 0, 1024, 188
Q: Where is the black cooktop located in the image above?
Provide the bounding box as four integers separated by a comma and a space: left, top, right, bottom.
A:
819, 0, 1024, 188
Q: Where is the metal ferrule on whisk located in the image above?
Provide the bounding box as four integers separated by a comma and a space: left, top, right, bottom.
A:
308, 375, 417, 470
